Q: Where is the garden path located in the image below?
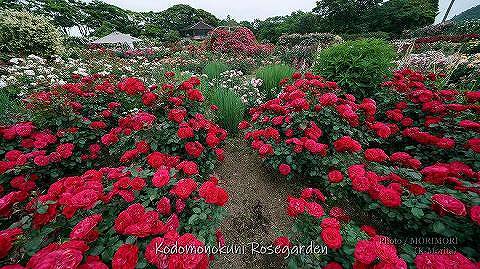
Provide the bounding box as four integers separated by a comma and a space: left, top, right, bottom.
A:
212, 137, 297, 269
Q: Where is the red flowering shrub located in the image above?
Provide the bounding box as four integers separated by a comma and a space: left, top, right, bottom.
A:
380, 69, 480, 172
279, 188, 411, 268
415, 252, 478, 269
278, 189, 480, 268
243, 72, 480, 265
207, 27, 274, 56
0, 72, 229, 267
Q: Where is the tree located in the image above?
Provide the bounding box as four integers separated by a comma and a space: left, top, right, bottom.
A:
41, 0, 78, 34
82, 0, 139, 36
313, 0, 381, 33
253, 11, 321, 43
369, 0, 438, 34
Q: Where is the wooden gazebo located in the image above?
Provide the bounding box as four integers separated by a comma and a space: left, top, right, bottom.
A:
183, 21, 214, 40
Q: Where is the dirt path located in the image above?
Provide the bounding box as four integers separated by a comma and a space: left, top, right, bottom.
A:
212, 137, 298, 269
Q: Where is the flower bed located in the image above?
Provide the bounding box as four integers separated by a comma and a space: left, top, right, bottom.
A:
276, 188, 479, 268
0, 72, 229, 268
241, 72, 480, 267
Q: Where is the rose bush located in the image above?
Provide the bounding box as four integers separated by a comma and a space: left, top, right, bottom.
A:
0, 72, 229, 268
206, 27, 274, 56
277, 188, 479, 268
241, 72, 480, 265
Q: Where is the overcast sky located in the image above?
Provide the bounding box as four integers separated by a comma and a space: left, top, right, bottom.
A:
99, 0, 477, 22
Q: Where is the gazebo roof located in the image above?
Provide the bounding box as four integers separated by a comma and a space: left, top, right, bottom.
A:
184, 21, 214, 31
91, 31, 142, 44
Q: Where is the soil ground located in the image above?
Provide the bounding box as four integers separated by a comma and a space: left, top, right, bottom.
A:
211, 137, 298, 269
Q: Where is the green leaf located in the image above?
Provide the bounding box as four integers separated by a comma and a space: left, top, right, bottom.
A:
411, 208, 424, 218
433, 221, 445, 234
188, 215, 198, 224
193, 207, 201, 214
125, 236, 136, 244
287, 259, 298, 269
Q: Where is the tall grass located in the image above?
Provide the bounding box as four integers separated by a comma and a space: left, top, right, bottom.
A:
203, 61, 229, 80
256, 64, 295, 99
0, 89, 22, 125
206, 86, 245, 133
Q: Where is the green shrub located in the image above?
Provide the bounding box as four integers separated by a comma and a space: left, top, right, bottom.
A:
203, 61, 229, 80
256, 64, 295, 99
314, 38, 396, 98
0, 9, 64, 57
207, 86, 245, 133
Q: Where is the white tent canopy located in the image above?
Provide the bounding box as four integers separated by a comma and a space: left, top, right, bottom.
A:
91, 31, 142, 48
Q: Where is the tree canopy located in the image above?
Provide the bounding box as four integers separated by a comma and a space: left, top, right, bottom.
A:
0, 0, 219, 40
0, 0, 439, 42
452, 4, 480, 22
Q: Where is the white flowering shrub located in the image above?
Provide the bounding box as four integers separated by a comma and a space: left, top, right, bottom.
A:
0, 10, 64, 57
204, 70, 265, 108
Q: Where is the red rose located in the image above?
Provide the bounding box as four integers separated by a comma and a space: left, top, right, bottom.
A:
364, 148, 388, 162
199, 181, 228, 206
305, 202, 324, 218
324, 262, 343, 269
360, 225, 377, 237
156, 197, 171, 216
378, 187, 402, 207
333, 136, 362, 152
408, 184, 426, 195
69, 214, 102, 242
273, 236, 292, 255
135, 140, 150, 154
321, 228, 342, 250
354, 240, 376, 264
273, 236, 292, 248
26, 241, 87, 269
0, 228, 22, 259
78, 256, 108, 269
90, 121, 107, 129
177, 161, 199, 175
287, 196, 306, 217
168, 108, 187, 123
278, 164, 291, 176
114, 203, 165, 237
258, 143, 273, 155
431, 194, 466, 216
470, 205, 480, 225
328, 170, 344, 183
238, 121, 250, 130
117, 77, 146, 95
56, 143, 74, 158
214, 148, 225, 161
152, 169, 170, 188
415, 252, 477, 269
147, 152, 167, 169
319, 93, 338, 106
170, 178, 197, 199
185, 141, 204, 158
177, 124, 194, 139
142, 92, 157, 106
112, 244, 138, 269
145, 231, 209, 269
33, 155, 49, 167
300, 188, 326, 201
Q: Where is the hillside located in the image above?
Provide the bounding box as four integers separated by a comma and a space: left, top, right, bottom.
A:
452, 4, 480, 22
